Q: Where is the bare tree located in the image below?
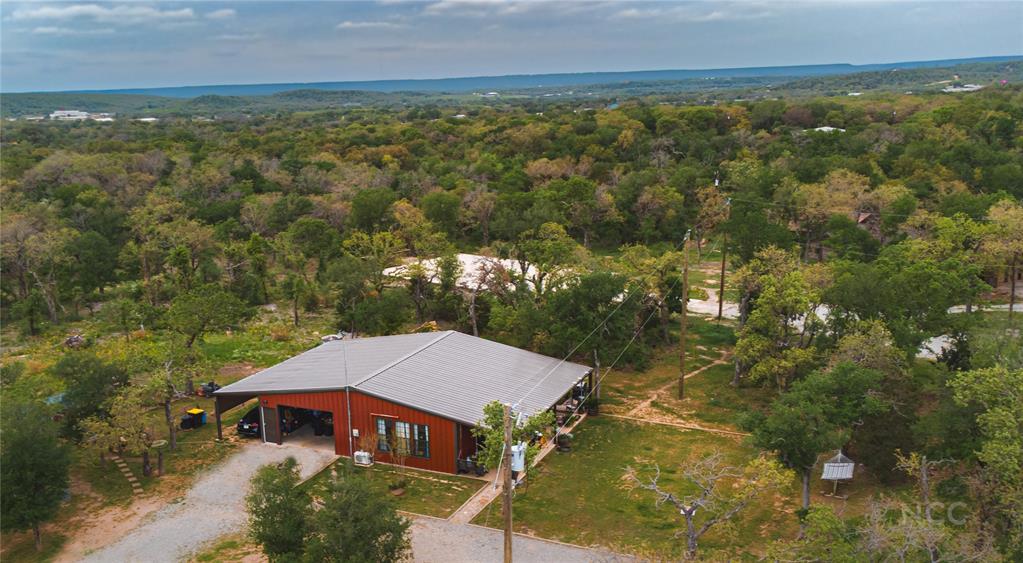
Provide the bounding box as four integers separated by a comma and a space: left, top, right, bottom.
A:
895, 451, 954, 521
626, 453, 788, 559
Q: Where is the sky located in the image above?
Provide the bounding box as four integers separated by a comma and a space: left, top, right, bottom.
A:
2, 1, 1021, 93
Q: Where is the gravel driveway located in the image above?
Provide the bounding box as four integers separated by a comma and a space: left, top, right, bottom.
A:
410, 517, 636, 563
80, 441, 336, 563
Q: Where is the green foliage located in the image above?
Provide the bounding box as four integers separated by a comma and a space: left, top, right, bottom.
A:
246, 457, 309, 562
472, 401, 555, 472
0, 400, 71, 548
349, 188, 397, 232
166, 284, 250, 347
743, 363, 886, 507
302, 470, 412, 563
50, 351, 128, 439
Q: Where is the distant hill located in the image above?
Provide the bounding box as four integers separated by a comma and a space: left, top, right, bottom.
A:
2, 57, 1020, 118
14, 55, 1022, 98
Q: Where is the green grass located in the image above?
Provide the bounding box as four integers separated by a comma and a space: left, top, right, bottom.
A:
303, 460, 485, 519
0, 532, 67, 563
472, 416, 798, 560
190, 534, 262, 563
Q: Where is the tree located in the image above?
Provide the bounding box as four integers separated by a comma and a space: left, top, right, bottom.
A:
246, 457, 309, 562
80, 389, 158, 476
948, 366, 1023, 546
984, 199, 1023, 321
543, 271, 647, 366
303, 470, 412, 563
51, 351, 129, 439
766, 506, 858, 562
166, 284, 249, 348
349, 187, 397, 232
734, 264, 831, 390
514, 222, 582, 300
617, 245, 683, 343
0, 400, 71, 551
421, 190, 461, 237
627, 454, 788, 559
473, 401, 554, 472
743, 363, 886, 515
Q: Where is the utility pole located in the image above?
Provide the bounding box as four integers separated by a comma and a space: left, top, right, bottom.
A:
717, 198, 731, 322
502, 403, 513, 563
678, 230, 691, 400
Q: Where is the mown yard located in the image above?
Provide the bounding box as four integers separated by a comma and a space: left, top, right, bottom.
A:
472, 314, 898, 560
303, 460, 486, 519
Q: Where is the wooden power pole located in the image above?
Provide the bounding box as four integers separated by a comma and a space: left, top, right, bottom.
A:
678, 231, 691, 400
502, 403, 513, 563
717, 198, 731, 322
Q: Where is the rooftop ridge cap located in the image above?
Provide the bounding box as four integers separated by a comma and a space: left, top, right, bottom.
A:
350, 331, 454, 388
341, 335, 350, 388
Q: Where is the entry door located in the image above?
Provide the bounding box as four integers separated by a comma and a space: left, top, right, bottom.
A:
261, 406, 281, 444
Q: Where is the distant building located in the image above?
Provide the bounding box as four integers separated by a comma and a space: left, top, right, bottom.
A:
847, 92, 862, 97
943, 84, 984, 93
50, 110, 90, 120
23, 116, 45, 121
807, 126, 846, 133
135, 117, 160, 123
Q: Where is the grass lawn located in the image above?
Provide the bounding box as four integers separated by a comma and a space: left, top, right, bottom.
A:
190, 534, 262, 563
303, 460, 485, 519
472, 416, 800, 560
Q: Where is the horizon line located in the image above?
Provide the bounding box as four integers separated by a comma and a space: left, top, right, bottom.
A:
5, 54, 1021, 96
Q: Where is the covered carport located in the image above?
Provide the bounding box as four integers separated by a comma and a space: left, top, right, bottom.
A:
215, 388, 347, 455
213, 393, 255, 440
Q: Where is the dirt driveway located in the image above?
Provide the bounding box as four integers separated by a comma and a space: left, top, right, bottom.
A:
71, 441, 336, 563
410, 517, 636, 562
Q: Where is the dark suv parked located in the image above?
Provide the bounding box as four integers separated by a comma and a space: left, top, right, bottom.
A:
237, 407, 261, 437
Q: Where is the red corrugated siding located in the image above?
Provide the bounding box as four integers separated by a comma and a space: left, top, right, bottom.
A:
257, 390, 459, 473
347, 390, 457, 474
259, 392, 350, 457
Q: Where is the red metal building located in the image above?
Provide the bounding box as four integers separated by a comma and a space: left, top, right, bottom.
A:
214, 331, 591, 474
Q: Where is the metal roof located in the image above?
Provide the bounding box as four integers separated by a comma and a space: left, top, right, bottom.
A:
215, 331, 591, 425
821, 451, 856, 481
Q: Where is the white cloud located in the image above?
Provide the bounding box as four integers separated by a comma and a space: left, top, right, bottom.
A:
12, 4, 195, 26
206, 9, 237, 20
610, 3, 772, 23
337, 20, 406, 29
217, 33, 260, 41
30, 26, 115, 36
421, 0, 591, 18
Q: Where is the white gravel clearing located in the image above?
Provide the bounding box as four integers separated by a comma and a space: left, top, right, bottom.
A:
79, 441, 336, 563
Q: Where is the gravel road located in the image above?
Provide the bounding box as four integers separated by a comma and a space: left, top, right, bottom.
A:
410, 517, 636, 563
79, 442, 336, 563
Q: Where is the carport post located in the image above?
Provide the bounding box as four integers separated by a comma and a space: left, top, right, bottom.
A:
214, 397, 223, 440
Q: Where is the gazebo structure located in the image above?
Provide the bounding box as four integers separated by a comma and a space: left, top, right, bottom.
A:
821, 451, 855, 497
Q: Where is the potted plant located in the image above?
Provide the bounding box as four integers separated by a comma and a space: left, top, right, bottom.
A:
585, 395, 599, 416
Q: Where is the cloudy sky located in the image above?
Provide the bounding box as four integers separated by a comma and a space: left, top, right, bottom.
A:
2, 1, 1021, 92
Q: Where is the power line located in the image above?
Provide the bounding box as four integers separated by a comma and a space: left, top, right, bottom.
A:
509, 236, 694, 412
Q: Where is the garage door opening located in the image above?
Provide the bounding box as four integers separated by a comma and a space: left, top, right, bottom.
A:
275, 406, 336, 453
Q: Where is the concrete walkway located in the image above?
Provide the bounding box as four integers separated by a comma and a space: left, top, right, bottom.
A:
77, 442, 336, 563
411, 516, 636, 562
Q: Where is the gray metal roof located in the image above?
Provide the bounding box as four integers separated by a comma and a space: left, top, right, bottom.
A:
215, 331, 591, 425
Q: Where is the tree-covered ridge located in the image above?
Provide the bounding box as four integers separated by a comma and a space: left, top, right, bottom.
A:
2, 59, 1019, 118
